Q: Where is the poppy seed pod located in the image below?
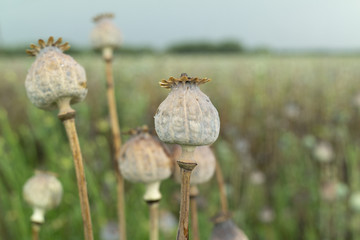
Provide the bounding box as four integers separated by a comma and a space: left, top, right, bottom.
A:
211, 214, 248, 240
23, 171, 63, 224
91, 13, 122, 60
349, 192, 360, 212
172, 145, 216, 185
154, 73, 220, 146
118, 127, 172, 201
25, 37, 87, 111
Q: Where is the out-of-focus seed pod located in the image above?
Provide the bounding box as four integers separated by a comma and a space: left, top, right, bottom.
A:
302, 134, 316, 149
25, 37, 87, 111
352, 92, 360, 108
100, 221, 120, 240
154, 73, 220, 146
118, 127, 172, 196
159, 210, 177, 235
349, 192, 360, 212
283, 102, 301, 120
119, 126, 172, 240
172, 145, 216, 185
91, 13, 122, 60
249, 170, 265, 186
23, 171, 63, 224
258, 207, 275, 223
320, 181, 349, 202
313, 141, 334, 163
211, 214, 248, 240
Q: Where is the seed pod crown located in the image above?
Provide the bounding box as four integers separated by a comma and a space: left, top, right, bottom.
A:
91, 13, 122, 49
159, 73, 210, 89
93, 13, 114, 23
118, 126, 172, 183
26, 36, 70, 56
155, 73, 220, 146
25, 37, 87, 111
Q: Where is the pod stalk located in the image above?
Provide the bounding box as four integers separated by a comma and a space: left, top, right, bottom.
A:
177, 146, 197, 240
31, 223, 40, 240
58, 99, 94, 240
105, 55, 127, 240
190, 185, 200, 240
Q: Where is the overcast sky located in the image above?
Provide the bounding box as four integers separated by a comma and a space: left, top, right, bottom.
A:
1, 0, 360, 50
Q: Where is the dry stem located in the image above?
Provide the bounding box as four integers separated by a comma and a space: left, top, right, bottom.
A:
177, 146, 197, 240
58, 99, 93, 240
31, 223, 40, 240
144, 181, 162, 240
190, 185, 200, 240
105, 55, 127, 240
215, 161, 229, 214
147, 201, 160, 240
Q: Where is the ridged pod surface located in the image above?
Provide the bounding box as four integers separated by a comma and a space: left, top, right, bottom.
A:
172, 145, 216, 185
211, 219, 249, 240
23, 171, 63, 213
25, 37, 87, 111
118, 129, 172, 183
154, 73, 220, 146
91, 13, 122, 49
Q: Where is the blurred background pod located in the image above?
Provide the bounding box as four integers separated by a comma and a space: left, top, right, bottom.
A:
118, 126, 172, 240
118, 126, 172, 190
23, 170, 63, 224
171, 145, 216, 185
210, 213, 249, 240
90, 13, 122, 60
100, 221, 120, 240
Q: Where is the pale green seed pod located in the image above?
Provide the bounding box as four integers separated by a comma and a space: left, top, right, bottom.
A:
25, 37, 87, 111
90, 13, 122, 50
23, 171, 63, 224
154, 73, 220, 146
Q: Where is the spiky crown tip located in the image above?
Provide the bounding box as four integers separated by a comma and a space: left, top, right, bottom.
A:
211, 212, 232, 224
93, 13, 114, 23
159, 73, 211, 89
124, 125, 149, 136
26, 36, 70, 56
34, 169, 59, 177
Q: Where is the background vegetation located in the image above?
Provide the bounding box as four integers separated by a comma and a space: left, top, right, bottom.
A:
1, 53, 360, 240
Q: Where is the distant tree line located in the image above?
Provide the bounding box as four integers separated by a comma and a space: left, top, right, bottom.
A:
166, 40, 245, 54
0, 40, 272, 55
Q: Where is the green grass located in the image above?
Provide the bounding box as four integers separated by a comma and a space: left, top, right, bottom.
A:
1, 54, 360, 239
